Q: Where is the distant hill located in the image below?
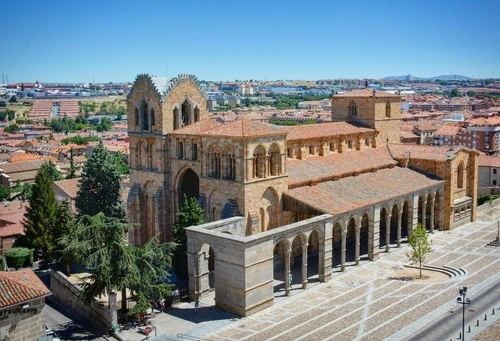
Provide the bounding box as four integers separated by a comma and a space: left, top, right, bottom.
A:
382, 74, 471, 81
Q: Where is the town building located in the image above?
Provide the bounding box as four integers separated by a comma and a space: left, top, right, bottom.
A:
127, 74, 478, 316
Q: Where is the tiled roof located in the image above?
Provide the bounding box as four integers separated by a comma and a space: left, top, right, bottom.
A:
468, 116, 500, 126
9, 153, 43, 162
171, 119, 223, 135
201, 118, 287, 138
0, 222, 23, 238
53, 178, 80, 199
334, 89, 400, 98
285, 167, 442, 215
5, 170, 38, 182
0, 269, 51, 308
0, 160, 46, 174
287, 147, 397, 187
478, 155, 500, 168
434, 125, 461, 136
388, 144, 473, 161
283, 122, 374, 141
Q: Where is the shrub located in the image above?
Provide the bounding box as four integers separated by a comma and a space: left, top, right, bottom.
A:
5, 247, 34, 269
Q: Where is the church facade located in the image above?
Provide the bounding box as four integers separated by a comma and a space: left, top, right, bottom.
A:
127, 74, 478, 316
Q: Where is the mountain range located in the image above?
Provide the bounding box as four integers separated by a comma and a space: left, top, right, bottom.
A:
382, 74, 470, 81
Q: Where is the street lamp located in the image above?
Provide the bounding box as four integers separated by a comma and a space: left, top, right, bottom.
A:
456, 286, 472, 340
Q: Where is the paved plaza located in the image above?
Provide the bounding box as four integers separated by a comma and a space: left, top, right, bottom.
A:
121, 204, 500, 341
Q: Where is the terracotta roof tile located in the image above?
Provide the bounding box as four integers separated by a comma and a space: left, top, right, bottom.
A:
287, 147, 397, 187
285, 167, 442, 215
171, 119, 224, 135
0, 160, 46, 174
53, 178, 80, 199
434, 125, 461, 136
478, 155, 500, 167
283, 122, 374, 141
201, 118, 287, 138
0, 222, 23, 238
388, 144, 473, 161
0, 269, 51, 308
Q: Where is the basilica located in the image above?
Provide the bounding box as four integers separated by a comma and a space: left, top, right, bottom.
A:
127, 74, 478, 316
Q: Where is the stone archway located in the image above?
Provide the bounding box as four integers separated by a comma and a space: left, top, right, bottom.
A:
179, 168, 199, 204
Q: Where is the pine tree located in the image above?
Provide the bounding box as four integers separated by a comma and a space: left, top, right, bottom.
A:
41, 160, 62, 181
66, 148, 76, 179
172, 195, 207, 278
407, 224, 433, 278
53, 200, 74, 274
75, 141, 125, 219
21, 166, 58, 260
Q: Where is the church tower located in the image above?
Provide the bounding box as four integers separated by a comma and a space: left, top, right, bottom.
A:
127, 74, 208, 246
331, 89, 401, 145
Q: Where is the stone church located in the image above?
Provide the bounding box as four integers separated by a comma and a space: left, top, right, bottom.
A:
127, 74, 478, 316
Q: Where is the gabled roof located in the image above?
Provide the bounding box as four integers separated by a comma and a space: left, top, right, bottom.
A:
0, 159, 46, 174
53, 178, 80, 199
388, 144, 478, 162
434, 125, 461, 136
129, 74, 206, 102
200, 118, 287, 138
171, 119, 223, 135
0, 269, 51, 309
283, 122, 374, 141
334, 89, 400, 98
478, 155, 500, 168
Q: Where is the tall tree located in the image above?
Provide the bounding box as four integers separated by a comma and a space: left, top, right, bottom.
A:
66, 148, 77, 179
60, 213, 174, 312
41, 160, 62, 181
75, 141, 125, 219
172, 195, 207, 278
53, 200, 74, 274
407, 224, 433, 278
21, 166, 58, 260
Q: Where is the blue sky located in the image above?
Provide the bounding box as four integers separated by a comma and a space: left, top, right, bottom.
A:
2, 0, 499, 82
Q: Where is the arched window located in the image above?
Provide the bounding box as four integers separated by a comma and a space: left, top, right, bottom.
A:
181, 99, 191, 126
136, 141, 143, 168
194, 107, 200, 122
287, 147, 292, 158
348, 140, 353, 149
330, 142, 335, 152
173, 107, 179, 130
140, 100, 148, 131
222, 147, 236, 180
386, 101, 391, 118
177, 140, 183, 159
253, 146, 266, 178
348, 101, 357, 117
192, 143, 198, 160
150, 108, 155, 128
269, 144, 280, 176
134, 107, 139, 126
208, 145, 220, 178
309, 145, 314, 155
147, 143, 153, 169
457, 162, 464, 188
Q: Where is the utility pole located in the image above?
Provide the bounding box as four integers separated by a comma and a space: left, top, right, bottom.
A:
457, 286, 471, 340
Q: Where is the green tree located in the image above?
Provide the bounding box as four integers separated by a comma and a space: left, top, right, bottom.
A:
0, 111, 7, 122
9, 95, 17, 103
0, 184, 10, 200
41, 160, 62, 181
7, 110, 15, 121
112, 151, 129, 176
66, 148, 77, 179
450, 88, 461, 98
0, 101, 6, 107
172, 195, 207, 278
4, 123, 20, 133
5, 247, 34, 269
75, 141, 125, 219
20, 166, 58, 260
407, 224, 433, 278
53, 200, 74, 274
61, 213, 174, 313
96, 116, 112, 132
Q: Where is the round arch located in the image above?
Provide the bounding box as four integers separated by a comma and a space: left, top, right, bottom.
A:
178, 168, 200, 204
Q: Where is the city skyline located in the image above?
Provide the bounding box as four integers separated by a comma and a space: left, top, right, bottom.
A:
2, 0, 499, 83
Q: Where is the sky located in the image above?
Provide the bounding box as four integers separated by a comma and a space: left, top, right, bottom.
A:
1, 0, 499, 83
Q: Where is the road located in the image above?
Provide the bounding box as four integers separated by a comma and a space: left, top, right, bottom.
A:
44, 296, 108, 341
407, 277, 500, 341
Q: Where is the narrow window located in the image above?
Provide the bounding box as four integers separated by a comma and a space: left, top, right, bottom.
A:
192, 143, 198, 160
386, 101, 391, 118
457, 162, 464, 188
348, 101, 357, 117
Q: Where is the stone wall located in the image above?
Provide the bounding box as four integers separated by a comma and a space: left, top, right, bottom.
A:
0, 298, 46, 341
50, 270, 111, 332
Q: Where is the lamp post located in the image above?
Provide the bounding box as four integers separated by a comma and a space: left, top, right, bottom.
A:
457, 286, 472, 340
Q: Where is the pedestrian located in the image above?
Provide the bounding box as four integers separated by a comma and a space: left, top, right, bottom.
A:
195, 297, 200, 312
289, 273, 293, 287
159, 299, 165, 312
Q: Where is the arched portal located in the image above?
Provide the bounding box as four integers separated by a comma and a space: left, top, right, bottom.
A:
360, 213, 369, 260
380, 207, 388, 249
346, 217, 356, 263
390, 205, 398, 245
179, 169, 199, 204
402, 200, 410, 240
307, 230, 320, 284
273, 239, 290, 296
332, 222, 342, 269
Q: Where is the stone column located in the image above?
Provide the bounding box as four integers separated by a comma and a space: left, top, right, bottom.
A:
438, 192, 444, 230
385, 210, 391, 253
302, 242, 308, 289
409, 194, 419, 237
265, 155, 270, 177
397, 207, 403, 247
429, 195, 435, 233
285, 247, 291, 296
341, 222, 347, 271
355, 222, 361, 265
369, 208, 380, 260
422, 196, 427, 230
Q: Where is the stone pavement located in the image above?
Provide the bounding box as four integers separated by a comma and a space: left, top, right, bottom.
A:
122, 205, 500, 341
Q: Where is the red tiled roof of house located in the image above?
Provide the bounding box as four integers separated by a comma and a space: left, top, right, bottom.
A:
287, 147, 397, 187
283, 122, 374, 141
201, 118, 287, 138
9, 153, 43, 163
478, 155, 500, 168
388, 144, 475, 161
53, 178, 80, 199
0, 159, 46, 173
0, 269, 51, 308
285, 167, 443, 215
0, 222, 23, 238
434, 125, 461, 136
334, 89, 400, 98
171, 119, 223, 135
468, 116, 500, 126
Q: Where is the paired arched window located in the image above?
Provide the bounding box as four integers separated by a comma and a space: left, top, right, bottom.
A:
269, 144, 280, 176
222, 147, 236, 180
348, 101, 357, 117
253, 146, 266, 178
208, 145, 221, 178
386, 101, 391, 118
457, 162, 465, 188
